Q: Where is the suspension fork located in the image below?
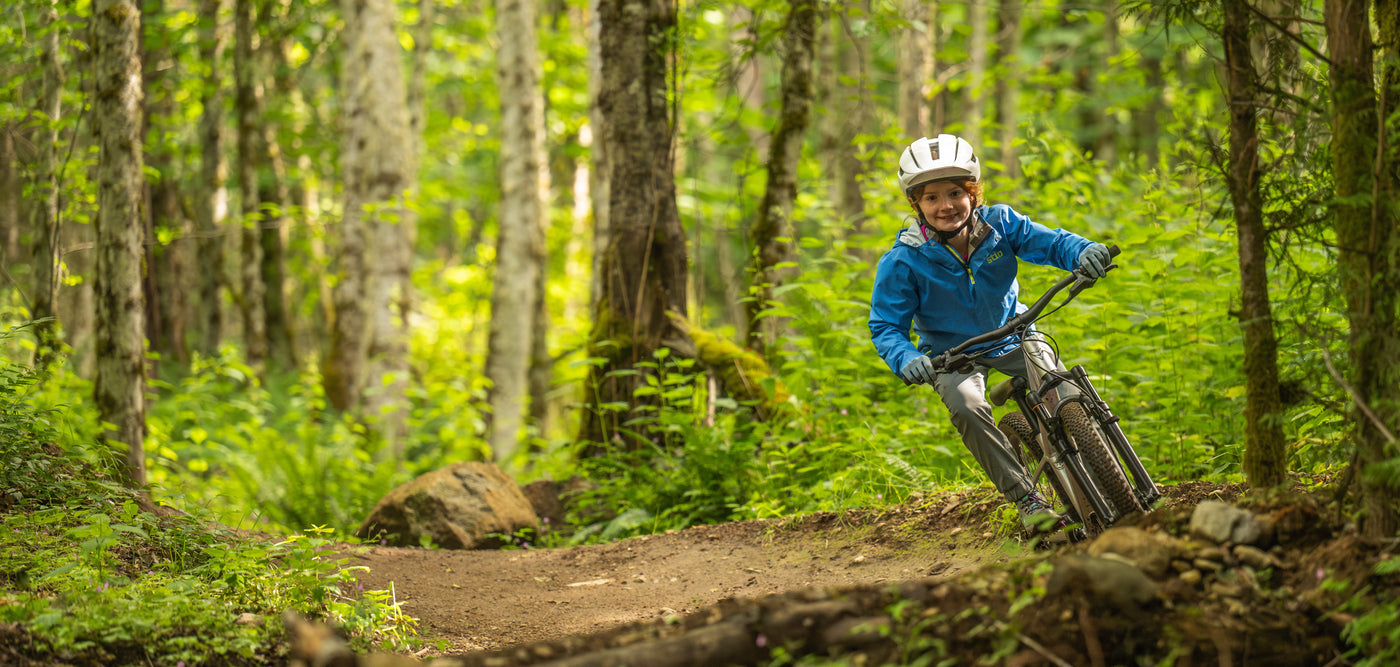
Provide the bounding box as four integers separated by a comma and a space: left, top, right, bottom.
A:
1067, 365, 1162, 507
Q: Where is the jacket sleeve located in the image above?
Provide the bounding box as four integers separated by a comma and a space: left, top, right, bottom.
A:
869, 250, 923, 376
991, 205, 1094, 271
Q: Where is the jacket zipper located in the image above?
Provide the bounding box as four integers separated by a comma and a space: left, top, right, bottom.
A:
940, 243, 975, 285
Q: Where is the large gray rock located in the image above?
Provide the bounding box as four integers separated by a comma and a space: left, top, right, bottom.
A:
356, 462, 538, 549
1188, 500, 1262, 545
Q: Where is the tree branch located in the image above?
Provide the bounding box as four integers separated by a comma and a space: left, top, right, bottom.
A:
1242, 0, 1337, 69
1320, 345, 1398, 444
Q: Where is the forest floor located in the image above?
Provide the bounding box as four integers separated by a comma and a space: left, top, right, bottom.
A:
342, 479, 1397, 666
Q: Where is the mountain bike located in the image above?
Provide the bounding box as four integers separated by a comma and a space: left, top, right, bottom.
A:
921, 246, 1161, 541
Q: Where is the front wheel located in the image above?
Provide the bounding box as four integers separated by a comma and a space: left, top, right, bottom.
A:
999, 412, 1079, 529
1061, 402, 1143, 520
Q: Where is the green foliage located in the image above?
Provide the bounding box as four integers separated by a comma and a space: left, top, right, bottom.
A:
0, 348, 416, 664
1342, 556, 1400, 665
146, 346, 491, 535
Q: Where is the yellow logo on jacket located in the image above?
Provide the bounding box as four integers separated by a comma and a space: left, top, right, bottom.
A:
985, 250, 1004, 263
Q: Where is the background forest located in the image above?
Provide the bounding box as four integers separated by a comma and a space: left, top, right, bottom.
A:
1, 0, 1398, 548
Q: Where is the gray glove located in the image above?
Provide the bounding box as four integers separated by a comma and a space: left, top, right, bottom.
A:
900, 355, 937, 385
1077, 243, 1112, 279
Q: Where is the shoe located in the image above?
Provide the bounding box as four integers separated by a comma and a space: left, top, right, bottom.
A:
1017, 491, 1063, 532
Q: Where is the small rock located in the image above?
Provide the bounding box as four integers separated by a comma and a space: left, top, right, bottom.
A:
1179, 569, 1202, 585
1197, 546, 1226, 561
1193, 558, 1222, 572
1211, 581, 1244, 599
1171, 559, 1193, 573
1233, 544, 1278, 570
1189, 500, 1262, 545
235, 613, 262, 626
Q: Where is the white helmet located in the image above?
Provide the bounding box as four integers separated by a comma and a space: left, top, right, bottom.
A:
897, 134, 981, 195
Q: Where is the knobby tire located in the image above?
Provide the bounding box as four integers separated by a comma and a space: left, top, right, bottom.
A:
999, 412, 1078, 526
1061, 402, 1143, 519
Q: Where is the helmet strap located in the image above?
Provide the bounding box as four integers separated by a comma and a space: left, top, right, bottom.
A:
933, 210, 974, 243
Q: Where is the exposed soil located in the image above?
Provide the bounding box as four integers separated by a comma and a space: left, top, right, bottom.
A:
341, 479, 1398, 666
349, 488, 1015, 653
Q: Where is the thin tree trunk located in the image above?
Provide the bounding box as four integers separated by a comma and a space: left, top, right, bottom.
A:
896, 0, 931, 140
965, 0, 988, 149
326, 0, 413, 418
730, 6, 768, 152
746, 0, 817, 358
195, 0, 229, 354
1328, 0, 1398, 537
820, 11, 867, 233
60, 218, 97, 378
93, 0, 149, 488
586, 0, 609, 313
1224, 0, 1287, 489
258, 115, 295, 371
488, 0, 546, 462
31, 0, 64, 371
994, 0, 1023, 181
579, 0, 690, 449
1096, 0, 1119, 165
0, 130, 20, 269
234, 0, 267, 374
259, 0, 299, 372
143, 0, 192, 368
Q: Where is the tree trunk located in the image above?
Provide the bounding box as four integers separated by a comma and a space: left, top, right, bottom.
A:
586, 0, 609, 313
578, 0, 690, 449
31, 0, 64, 371
143, 0, 192, 368
326, 0, 413, 418
1096, 0, 1119, 165
486, 0, 547, 462
1223, 0, 1287, 489
195, 0, 229, 355
964, 0, 988, 149
994, 0, 1023, 181
0, 130, 21, 271
234, 0, 267, 374
745, 0, 817, 358
1372, 0, 1400, 538
93, 0, 149, 488
819, 10, 867, 234
1328, 0, 1399, 537
896, 0, 931, 140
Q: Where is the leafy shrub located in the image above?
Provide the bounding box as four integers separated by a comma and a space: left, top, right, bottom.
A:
0, 341, 416, 664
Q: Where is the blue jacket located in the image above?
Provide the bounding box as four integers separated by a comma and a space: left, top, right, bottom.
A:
869, 204, 1094, 376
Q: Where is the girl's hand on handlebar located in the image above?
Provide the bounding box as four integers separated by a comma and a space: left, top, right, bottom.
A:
900, 355, 938, 385
1077, 243, 1113, 279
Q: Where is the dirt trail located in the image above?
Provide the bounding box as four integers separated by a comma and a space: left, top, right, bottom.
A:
349, 490, 1013, 652
344, 480, 1383, 667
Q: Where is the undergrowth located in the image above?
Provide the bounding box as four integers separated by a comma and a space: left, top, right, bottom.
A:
0, 329, 416, 666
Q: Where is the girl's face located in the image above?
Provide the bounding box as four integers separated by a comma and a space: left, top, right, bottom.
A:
910, 180, 973, 233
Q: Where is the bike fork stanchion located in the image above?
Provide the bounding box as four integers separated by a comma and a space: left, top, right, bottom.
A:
1028, 395, 1118, 525
1069, 365, 1162, 507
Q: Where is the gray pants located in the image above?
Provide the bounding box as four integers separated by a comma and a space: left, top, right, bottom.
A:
933, 349, 1041, 502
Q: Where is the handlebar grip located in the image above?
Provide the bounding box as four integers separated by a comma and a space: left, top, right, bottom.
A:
1108, 244, 1120, 258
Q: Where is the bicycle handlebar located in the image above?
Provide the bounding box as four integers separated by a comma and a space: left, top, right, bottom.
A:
927, 244, 1120, 373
